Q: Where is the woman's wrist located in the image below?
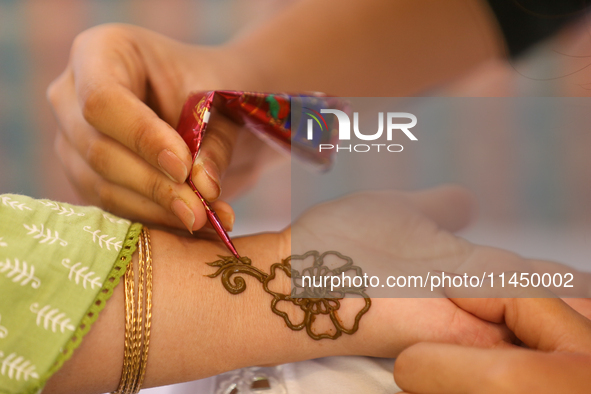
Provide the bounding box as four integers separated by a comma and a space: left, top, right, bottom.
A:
143, 228, 356, 386
45, 227, 354, 393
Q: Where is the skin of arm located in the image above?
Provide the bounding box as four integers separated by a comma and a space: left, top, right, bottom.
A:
223, 0, 505, 96
42, 186, 591, 394
47, 229, 416, 394
43, 230, 300, 394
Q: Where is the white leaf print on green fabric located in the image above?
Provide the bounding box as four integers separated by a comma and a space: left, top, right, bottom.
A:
29, 304, 75, 333
0, 258, 41, 288
102, 213, 130, 225
83, 226, 122, 251
38, 201, 85, 217
61, 259, 102, 289
1, 196, 31, 211
0, 352, 39, 381
0, 315, 7, 338
23, 224, 68, 246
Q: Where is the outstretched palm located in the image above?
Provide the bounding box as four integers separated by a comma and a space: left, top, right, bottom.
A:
285, 186, 520, 357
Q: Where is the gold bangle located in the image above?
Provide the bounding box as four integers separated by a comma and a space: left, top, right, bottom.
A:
131, 229, 145, 393
118, 240, 136, 394
137, 227, 152, 389
114, 227, 153, 394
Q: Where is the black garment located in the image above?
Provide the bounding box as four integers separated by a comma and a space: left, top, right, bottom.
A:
485, 0, 589, 57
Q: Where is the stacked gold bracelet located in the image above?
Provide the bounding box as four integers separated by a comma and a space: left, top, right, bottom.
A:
114, 227, 153, 394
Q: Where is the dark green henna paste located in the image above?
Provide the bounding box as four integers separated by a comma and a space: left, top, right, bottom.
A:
207, 251, 371, 340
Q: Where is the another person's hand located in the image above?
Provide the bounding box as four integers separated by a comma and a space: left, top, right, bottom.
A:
47, 24, 276, 232
288, 185, 510, 356
394, 286, 591, 393
289, 185, 591, 356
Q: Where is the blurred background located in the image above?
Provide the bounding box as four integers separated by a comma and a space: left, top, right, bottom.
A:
0, 1, 590, 392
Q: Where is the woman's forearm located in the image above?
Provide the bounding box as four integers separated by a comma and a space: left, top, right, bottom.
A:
40, 189, 530, 394
222, 0, 504, 96
43, 228, 348, 393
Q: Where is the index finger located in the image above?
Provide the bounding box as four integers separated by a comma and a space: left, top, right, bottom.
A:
72, 26, 192, 184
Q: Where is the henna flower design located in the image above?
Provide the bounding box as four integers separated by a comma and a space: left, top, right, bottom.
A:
207, 251, 371, 341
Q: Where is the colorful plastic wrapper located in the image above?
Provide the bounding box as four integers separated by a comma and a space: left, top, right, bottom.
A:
176, 90, 347, 171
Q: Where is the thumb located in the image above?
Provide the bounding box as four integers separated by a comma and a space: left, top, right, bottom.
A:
447, 285, 591, 353
191, 110, 241, 201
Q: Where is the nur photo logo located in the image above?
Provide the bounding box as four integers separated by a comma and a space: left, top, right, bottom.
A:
304, 108, 418, 153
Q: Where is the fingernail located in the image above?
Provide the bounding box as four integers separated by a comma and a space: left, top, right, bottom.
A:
171, 199, 195, 233
217, 209, 234, 232
193, 159, 221, 200
158, 149, 188, 183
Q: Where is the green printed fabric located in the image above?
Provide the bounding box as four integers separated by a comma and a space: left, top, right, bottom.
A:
0, 194, 142, 394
